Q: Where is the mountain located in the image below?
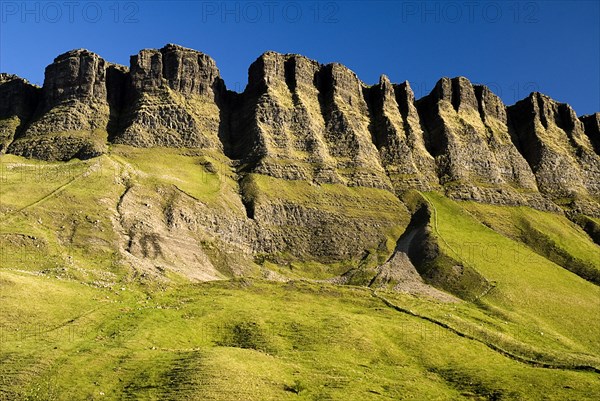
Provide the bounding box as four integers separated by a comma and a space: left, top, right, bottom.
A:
1, 45, 599, 400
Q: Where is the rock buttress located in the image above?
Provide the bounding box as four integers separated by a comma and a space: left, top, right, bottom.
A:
114, 44, 227, 149
416, 77, 557, 210
508, 93, 600, 214
7, 50, 124, 160
367, 75, 438, 192
0, 74, 40, 153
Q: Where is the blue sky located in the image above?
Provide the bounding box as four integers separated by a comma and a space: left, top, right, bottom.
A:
1, 1, 598, 114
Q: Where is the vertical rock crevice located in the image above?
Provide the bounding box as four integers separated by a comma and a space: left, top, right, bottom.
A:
580, 113, 600, 155
106, 65, 129, 142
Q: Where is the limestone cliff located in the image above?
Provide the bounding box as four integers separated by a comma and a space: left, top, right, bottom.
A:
1, 45, 599, 217
415, 77, 557, 210
508, 93, 600, 214
230, 52, 343, 183
7, 50, 122, 160
231, 52, 390, 189
0, 74, 40, 153
366, 76, 438, 192
114, 44, 227, 149
1, 45, 600, 297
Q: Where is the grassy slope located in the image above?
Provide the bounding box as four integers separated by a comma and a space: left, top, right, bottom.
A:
461, 201, 600, 282
243, 173, 406, 221
109, 145, 243, 212
1, 274, 599, 401
0, 154, 126, 283
422, 193, 600, 362
1, 152, 599, 400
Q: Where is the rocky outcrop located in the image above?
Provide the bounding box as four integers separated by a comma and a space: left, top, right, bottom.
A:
0, 74, 40, 153
508, 93, 600, 214
317, 62, 390, 188
114, 44, 227, 149
367, 76, 438, 192
231, 52, 390, 188
7, 50, 123, 160
415, 77, 557, 210
229, 52, 342, 183
5, 45, 229, 160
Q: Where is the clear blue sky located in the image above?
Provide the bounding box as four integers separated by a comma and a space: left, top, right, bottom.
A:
1, 0, 598, 115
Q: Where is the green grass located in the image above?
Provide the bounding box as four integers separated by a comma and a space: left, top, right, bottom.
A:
422, 192, 600, 360
1, 151, 600, 400
109, 145, 241, 211
1, 273, 599, 400
242, 173, 407, 221
461, 202, 600, 283
0, 155, 126, 283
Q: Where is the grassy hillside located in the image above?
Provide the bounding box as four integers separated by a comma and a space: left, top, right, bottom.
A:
1, 274, 599, 401
421, 193, 600, 363
1, 152, 599, 400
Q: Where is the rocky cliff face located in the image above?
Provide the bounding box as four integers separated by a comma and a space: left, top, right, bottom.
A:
367, 76, 438, 192
7, 50, 122, 160
230, 52, 343, 183
230, 52, 391, 189
5, 45, 228, 160
1, 44, 599, 295
115, 44, 227, 149
508, 93, 600, 214
414, 77, 559, 210
580, 113, 600, 155
0, 74, 40, 153
1, 45, 599, 217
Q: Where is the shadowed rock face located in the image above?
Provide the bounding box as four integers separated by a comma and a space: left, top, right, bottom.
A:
508, 93, 600, 214
367, 76, 438, 192
7, 50, 118, 160
580, 113, 600, 155
417, 77, 530, 186
232, 52, 390, 188
318, 62, 391, 188
43, 49, 109, 104
0, 74, 40, 153
230, 52, 342, 182
130, 44, 222, 95
1, 45, 599, 216
415, 77, 558, 210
